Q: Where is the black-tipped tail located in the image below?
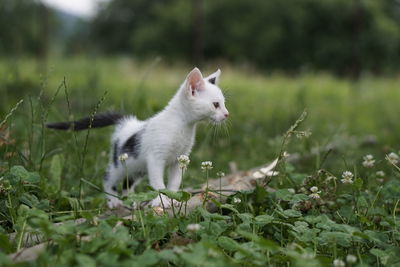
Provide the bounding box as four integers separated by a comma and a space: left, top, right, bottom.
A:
46, 112, 124, 131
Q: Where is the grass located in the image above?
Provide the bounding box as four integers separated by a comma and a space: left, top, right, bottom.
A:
1, 56, 400, 266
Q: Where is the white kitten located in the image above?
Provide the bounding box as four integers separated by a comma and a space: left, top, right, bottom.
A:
47, 68, 229, 208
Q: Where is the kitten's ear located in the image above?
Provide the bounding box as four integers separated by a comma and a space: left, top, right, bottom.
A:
205, 69, 221, 85
186, 67, 205, 97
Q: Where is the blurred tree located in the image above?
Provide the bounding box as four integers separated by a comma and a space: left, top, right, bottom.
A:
0, 0, 57, 58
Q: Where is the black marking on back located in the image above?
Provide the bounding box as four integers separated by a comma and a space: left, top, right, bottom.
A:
46, 112, 124, 131
121, 131, 141, 158
113, 140, 119, 167
208, 77, 216, 84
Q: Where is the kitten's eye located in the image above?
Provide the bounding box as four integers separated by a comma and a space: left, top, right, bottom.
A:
213, 102, 220, 108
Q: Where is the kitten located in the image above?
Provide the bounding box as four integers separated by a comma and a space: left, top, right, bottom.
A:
47, 68, 229, 208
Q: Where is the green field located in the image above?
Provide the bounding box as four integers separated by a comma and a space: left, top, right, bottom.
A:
1, 57, 400, 266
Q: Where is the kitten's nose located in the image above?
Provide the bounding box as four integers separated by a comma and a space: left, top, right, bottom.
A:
224, 112, 229, 118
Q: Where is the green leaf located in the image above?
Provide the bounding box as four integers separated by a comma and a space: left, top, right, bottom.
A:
275, 189, 293, 201
135, 249, 160, 266
237, 213, 254, 223
19, 193, 39, 208
220, 204, 239, 213
76, 254, 96, 267
159, 189, 191, 202
218, 236, 240, 252
254, 214, 274, 225
289, 194, 309, 204
198, 207, 230, 221
282, 209, 302, 218
370, 249, 389, 265
318, 231, 352, 247
9, 165, 40, 183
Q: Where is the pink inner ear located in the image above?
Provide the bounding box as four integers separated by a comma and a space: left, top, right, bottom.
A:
188, 68, 205, 95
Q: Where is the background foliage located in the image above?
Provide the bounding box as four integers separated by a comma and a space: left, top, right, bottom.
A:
2, 0, 400, 75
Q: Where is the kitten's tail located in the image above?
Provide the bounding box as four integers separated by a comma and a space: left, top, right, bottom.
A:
46, 112, 124, 131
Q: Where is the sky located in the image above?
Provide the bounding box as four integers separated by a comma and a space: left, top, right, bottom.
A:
40, 0, 107, 18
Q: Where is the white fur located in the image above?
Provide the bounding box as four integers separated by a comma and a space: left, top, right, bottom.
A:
104, 68, 229, 208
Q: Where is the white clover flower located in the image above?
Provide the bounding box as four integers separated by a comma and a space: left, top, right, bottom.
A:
118, 153, 129, 162
341, 171, 354, 184
217, 171, 225, 178
309, 186, 321, 199
233, 197, 241, 204
342, 171, 354, 179
288, 188, 295, 194
186, 223, 201, 232
333, 259, 346, 267
346, 254, 357, 264
309, 193, 321, 200
376, 171, 385, 177
310, 186, 319, 193
201, 161, 213, 171
386, 152, 399, 165
362, 154, 375, 168
177, 155, 190, 169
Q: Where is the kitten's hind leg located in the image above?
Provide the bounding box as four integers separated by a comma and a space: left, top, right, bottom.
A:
104, 167, 124, 208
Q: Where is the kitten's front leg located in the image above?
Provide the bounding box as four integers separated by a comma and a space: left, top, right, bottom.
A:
147, 157, 171, 207
167, 163, 182, 191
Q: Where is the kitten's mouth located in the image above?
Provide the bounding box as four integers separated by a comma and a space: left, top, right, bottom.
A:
209, 117, 225, 125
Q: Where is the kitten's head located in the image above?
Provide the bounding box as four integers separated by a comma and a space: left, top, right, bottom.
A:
182, 68, 229, 123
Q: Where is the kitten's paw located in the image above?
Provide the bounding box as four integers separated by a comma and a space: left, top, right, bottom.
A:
151, 195, 171, 208
107, 197, 123, 209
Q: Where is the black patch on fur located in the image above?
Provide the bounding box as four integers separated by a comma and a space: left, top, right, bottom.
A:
46, 112, 124, 131
121, 131, 142, 158
208, 77, 216, 84
113, 140, 119, 167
